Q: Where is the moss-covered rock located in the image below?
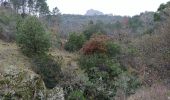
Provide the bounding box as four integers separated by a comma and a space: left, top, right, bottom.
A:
0, 65, 64, 100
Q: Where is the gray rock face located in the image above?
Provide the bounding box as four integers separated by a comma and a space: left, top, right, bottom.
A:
85, 9, 104, 16
0, 65, 64, 100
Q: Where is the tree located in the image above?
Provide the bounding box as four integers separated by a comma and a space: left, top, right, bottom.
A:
154, 2, 170, 21
52, 7, 60, 15
9, 0, 49, 16
28, 0, 34, 13
38, 0, 50, 16
16, 16, 50, 56
10, 0, 21, 13
128, 16, 143, 32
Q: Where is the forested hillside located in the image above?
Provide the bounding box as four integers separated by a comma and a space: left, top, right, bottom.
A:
53, 12, 155, 38
0, 0, 169, 100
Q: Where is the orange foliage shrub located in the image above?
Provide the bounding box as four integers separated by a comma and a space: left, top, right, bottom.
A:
81, 34, 111, 55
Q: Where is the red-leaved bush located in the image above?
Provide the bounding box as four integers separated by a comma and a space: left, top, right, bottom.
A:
80, 34, 111, 55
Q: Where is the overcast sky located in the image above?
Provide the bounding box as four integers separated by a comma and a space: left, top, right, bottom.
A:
47, 0, 169, 16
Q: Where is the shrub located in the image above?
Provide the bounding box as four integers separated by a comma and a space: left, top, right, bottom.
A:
0, 25, 3, 33
143, 28, 154, 35
0, 15, 10, 25
108, 63, 123, 77
68, 90, 86, 100
16, 16, 50, 56
79, 54, 109, 71
79, 54, 123, 82
32, 54, 62, 89
115, 72, 141, 95
81, 35, 121, 57
78, 34, 141, 99
106, 41, 121, 57
133, 23, 170, 84
78, 53, 124, 99
83, 21, 106, 40
64, 33, 86, 52
81, 40, 106, 55
154, 13, 161, 21
80, 35, 110, 55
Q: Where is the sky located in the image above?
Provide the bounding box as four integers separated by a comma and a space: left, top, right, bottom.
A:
47, 0, 169, 16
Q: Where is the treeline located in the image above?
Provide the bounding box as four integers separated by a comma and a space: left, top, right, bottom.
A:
0, 0, 60, 17
58, 12, 154, 38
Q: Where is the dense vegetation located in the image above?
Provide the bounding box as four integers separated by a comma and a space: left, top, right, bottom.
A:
16, 15, 62, 89
0, 0, 169, 100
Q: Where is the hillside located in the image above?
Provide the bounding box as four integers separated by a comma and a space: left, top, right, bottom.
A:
0, 40, 64, 99
58, 14, 123, 36
0, 40, 32, 68
0, 1, 170, 100
57, 11, 154, 37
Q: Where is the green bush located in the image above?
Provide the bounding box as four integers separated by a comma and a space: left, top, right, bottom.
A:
0, 25, 3, 33
65, 33, 86, 52
78, 39, 141, 99
154, 13, 161, 21
83, 21, 106, 40
79, 54, 123, 82
78, 60, 141, 99
143, 29, 154, 35
84, 84, 110, 100
16, 16, 50, 56
79, 54, 109, 71
78, 53, 122, 98
106, 42, 121, 57
108, 63, 123, 77
32, 54, 62, 89
0, 15, 10, 25
115, 72, 141, 95
68, 90, 86, 100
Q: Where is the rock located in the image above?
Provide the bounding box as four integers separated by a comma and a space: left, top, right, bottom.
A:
0, 65, 64, 100
85, 9, 104, 16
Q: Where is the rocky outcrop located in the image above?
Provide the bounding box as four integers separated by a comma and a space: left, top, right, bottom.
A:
85, 9, 104, 16
0, 65, 64, 100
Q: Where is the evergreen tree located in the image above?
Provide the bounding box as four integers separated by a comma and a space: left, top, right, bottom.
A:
16, 16, 50, 56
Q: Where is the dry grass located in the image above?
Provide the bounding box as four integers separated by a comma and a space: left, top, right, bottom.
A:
128, 83, 170, 100
49, 48, 88, 87
49, 48, 79, 69
0, 40, 33, 70
0, 39, 78, 71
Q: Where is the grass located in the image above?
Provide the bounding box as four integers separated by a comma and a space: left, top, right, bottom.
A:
128, 83, 170, 100
49, 48, 79, 70
49, 48, 88, 92
0, 40, 33, 70
0, 38, 85, 81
